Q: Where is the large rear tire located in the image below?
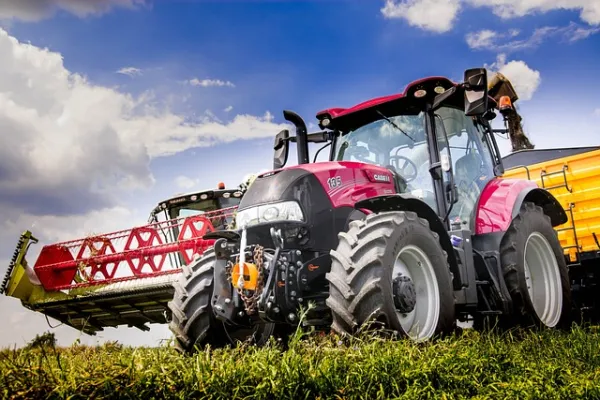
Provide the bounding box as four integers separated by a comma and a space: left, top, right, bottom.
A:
168, 247, 278, 354
500, 202, 572, 329
326, 211, 456, 342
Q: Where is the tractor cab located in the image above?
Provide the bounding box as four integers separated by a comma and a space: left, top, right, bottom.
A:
149, 183, 243, 229
149, 183, 244, 267
329, 100, 498, 230
272, 68, 505, 232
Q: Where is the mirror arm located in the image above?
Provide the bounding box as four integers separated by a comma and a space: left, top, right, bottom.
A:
306, 131, 331, 143
288, 131, 331, 144
432, 86, 458, 111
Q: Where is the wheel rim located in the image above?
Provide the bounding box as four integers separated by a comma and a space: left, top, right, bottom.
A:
523, 232, 563, 327
392, 245, 440, 341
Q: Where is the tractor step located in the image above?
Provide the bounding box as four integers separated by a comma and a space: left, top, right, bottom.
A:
478, 310, 503, 315
300, 318, 332, 327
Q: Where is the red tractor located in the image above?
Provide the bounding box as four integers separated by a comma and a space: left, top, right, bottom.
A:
168, 68, 572, 352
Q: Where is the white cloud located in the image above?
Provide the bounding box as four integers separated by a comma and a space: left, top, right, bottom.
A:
381, 0, 461, 33
2, 206, 143, 247
224, 105, 233, 112
0, 27, 289, 218
382, 0, 600, 33
466, 22, 600, 51
174, 176, 199, 190
465, 0, 600, 25
187, 78, 235, 88
0, 0, 146, 22
466, 29, 500, 49
486, 54, 541, 101
116, 66, 143, 77
594, 108, 600, 116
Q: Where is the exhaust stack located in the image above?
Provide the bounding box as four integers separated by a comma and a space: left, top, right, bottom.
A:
283, 110, 310, 164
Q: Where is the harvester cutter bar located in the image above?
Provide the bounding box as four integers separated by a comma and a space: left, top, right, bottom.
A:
25, 273, 179, 334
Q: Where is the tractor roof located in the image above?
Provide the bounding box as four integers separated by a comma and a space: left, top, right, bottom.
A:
315, 76, 497, 132
316, 77, 455, 120
150, 186, 244, 217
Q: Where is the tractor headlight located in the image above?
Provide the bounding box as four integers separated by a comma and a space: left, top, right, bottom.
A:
235, 201, 305, 228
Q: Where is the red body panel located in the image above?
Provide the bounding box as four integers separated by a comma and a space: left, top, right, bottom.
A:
316, 76, 456, 120
285, 161, 396, 208
475, 177, 538, 235
317, 94, 405, 119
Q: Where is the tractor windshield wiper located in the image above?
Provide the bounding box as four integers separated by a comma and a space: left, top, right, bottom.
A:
376, 110, 414, 142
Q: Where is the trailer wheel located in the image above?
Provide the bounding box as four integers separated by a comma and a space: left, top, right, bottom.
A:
168, 247, 277, 353
500, 202, 572, 329
326, 211, 456, 341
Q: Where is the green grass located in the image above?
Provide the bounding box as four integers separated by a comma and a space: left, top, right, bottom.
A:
2, 325, 600, 399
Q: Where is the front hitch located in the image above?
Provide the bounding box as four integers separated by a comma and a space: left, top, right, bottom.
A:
210, 228, 278, 325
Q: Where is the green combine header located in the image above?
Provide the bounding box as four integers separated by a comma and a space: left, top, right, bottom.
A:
1, 183, 246, 335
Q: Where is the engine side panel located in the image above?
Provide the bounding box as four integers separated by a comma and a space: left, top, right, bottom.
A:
475, 177, 538, 235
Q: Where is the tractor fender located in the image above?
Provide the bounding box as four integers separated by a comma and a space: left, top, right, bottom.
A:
354, 194, 461, 291
512, 187, 568, 226
475, 178, 568, 235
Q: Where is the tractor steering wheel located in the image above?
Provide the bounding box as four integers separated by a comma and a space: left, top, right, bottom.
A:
389, 155, 418, 183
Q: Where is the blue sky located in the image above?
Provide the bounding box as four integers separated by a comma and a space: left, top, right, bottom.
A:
0, 0, 599, 347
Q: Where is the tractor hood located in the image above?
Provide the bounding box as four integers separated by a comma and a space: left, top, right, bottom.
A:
239, 161, 396, 212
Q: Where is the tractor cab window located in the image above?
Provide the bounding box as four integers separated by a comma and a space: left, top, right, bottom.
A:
434, 106, 495, 229
169, 196, 241, 230
333, 112, 439, 212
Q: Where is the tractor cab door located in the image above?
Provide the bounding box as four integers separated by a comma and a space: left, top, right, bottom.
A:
433, 106, 496, 230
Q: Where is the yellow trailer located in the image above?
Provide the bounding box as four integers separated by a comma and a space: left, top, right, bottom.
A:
502, 146, 600, 318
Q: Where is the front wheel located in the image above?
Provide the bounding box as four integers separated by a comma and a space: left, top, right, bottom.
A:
326, 211, 456, 342
500, 202, 572, 329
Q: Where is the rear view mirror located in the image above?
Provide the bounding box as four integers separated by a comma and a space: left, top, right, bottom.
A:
463, 68, 489, 116
273, 129, 290, 169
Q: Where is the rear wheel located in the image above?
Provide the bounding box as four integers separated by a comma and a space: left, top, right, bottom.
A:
500, 202, 572, 329
326, 211, 456, 341
168, 248, 278, 354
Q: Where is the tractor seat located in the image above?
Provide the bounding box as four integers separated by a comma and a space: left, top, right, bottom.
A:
450, 152, 484, 227
454, 152, 483, 184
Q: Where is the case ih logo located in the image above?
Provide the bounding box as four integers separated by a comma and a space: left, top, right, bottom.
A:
373, 174, 391, 182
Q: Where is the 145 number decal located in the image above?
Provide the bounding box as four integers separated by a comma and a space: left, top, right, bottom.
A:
327, 176, 342, 189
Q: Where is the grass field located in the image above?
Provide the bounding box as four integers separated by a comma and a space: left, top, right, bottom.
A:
2, 325, 600, 399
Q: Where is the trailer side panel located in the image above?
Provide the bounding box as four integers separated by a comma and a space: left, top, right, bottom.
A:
502, 147, 600, 263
